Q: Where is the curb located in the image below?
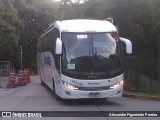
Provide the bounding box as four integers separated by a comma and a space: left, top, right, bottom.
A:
123, 92, 160, 101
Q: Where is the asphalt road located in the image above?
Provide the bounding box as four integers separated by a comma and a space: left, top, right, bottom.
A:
0, 76, 160, 120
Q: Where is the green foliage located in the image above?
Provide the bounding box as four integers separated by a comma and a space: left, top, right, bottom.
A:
57, 0, 159, 59
0, 0, 20, 65
0, 0, 159, 75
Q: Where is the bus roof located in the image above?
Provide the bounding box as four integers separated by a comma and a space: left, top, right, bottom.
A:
55, 19, 117, 33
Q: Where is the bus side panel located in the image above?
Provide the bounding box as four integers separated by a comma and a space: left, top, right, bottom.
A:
40, 51, 61, 97
50, 52, 61, 95
37, 52, 43, 81
54, 68, 62, 97
40, 52, 54, 90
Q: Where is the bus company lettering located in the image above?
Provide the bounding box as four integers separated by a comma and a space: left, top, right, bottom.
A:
72, 80, 83, 86
44, 56, 51, 65
88, 82, 100, 85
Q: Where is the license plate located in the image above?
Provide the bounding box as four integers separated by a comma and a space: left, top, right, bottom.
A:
89, 92, 100, 97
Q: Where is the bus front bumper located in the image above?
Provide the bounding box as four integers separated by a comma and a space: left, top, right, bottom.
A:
59, 85, 123, 99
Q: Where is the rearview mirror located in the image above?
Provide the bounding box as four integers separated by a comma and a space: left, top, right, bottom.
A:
119, 37, 132, 54
55, 38, 62, 54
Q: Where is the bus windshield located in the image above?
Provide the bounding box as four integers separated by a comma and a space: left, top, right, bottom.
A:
61, 32, 123, 79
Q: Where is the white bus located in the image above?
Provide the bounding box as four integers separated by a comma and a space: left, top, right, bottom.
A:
37, 19, 132, 100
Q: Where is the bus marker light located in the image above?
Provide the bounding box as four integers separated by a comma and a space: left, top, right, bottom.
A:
120, 80, 124, 85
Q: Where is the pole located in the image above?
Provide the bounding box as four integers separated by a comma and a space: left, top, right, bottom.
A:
20, 45, 23, 70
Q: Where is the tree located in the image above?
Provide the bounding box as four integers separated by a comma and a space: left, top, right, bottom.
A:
0, 0, 159, 77
13, 0, 58, 70
0, 0, 23, 69
149, 0, 160, 80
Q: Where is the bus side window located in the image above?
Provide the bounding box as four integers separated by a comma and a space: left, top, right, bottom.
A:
49, 30, 55, 53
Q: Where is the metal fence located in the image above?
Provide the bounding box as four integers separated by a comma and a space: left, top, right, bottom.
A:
123, 56, 158, 80
122, 56, 159, 91
0, 61, 10, 88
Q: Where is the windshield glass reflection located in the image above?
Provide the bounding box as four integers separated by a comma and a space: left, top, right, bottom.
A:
61, 32, 122, 79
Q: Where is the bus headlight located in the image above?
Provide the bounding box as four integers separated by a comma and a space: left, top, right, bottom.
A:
110, 80, 123, 89
62, 81, 78, 90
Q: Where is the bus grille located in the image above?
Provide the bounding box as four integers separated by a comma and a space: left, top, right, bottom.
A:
78, 86, 110, 91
